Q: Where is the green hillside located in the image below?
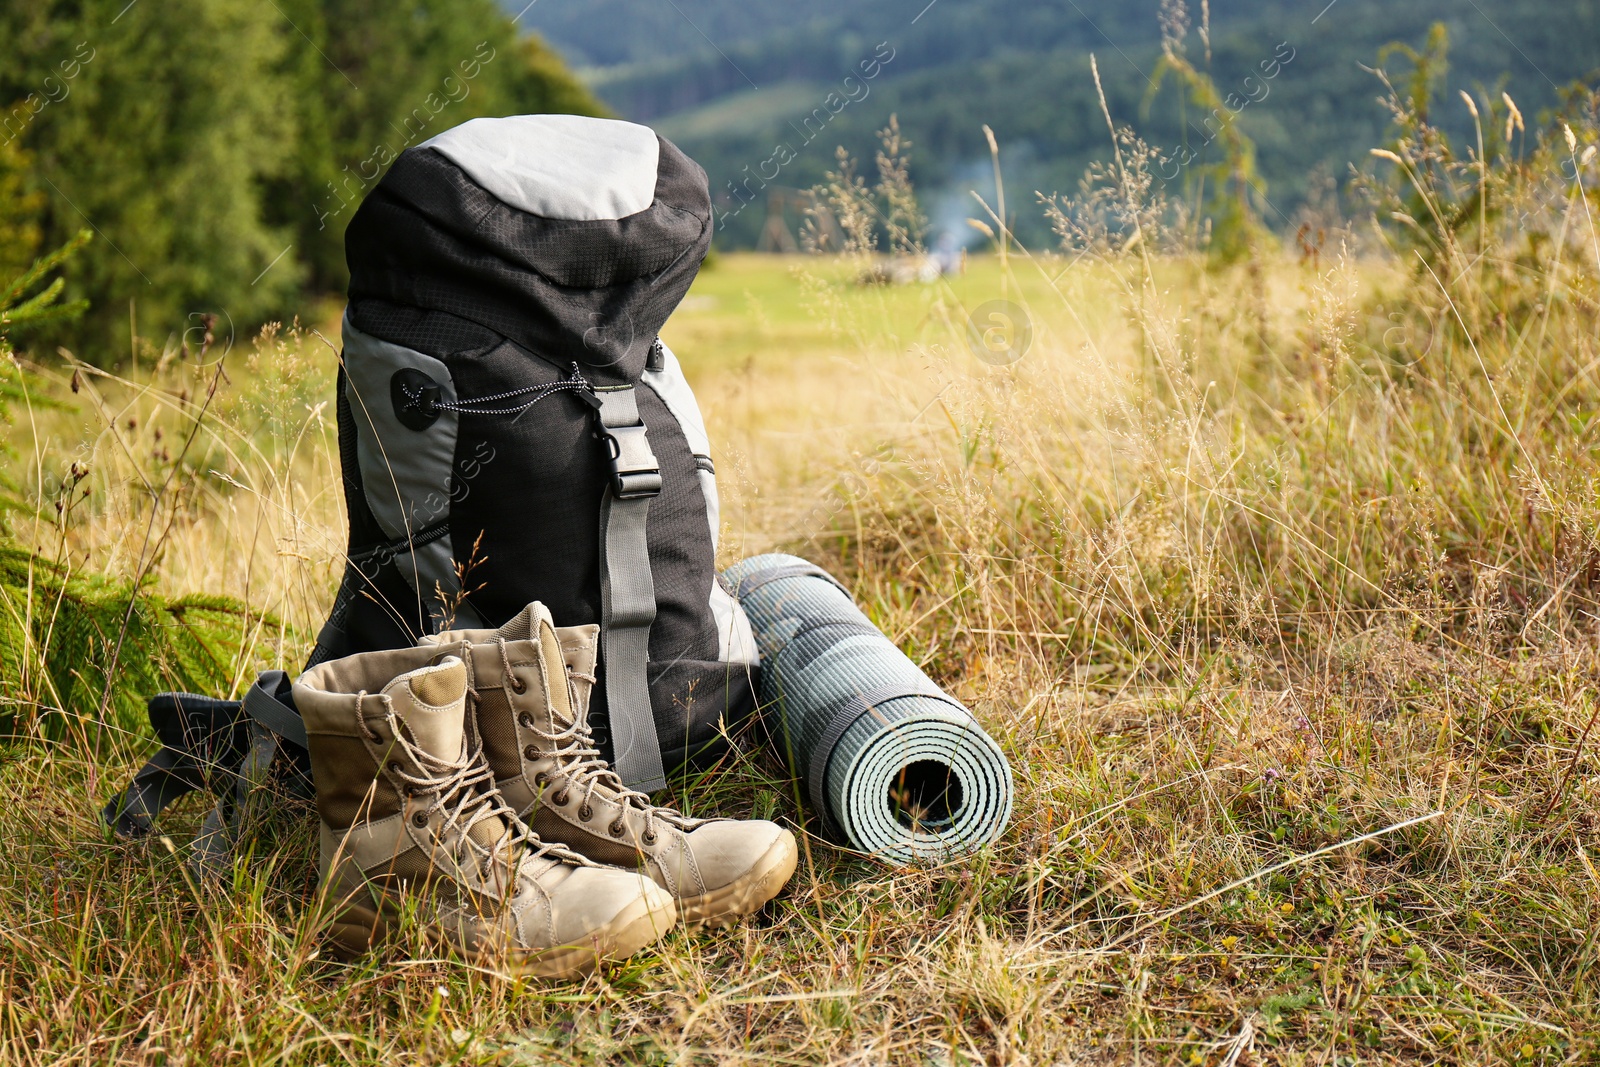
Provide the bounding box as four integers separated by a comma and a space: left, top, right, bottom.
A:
513, 0, 1600, 248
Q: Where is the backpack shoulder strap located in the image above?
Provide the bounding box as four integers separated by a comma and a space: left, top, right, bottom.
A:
595, 384, 668, 792
192, 671, 313, 879
241, 670, 306, 747
103, 690, 244, 838
104, 670, 313, 879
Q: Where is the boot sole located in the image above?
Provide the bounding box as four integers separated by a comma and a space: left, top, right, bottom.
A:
677, 831, 799, 928
324, 893, 677, 979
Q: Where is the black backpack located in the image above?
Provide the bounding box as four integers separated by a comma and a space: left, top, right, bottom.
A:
105, 114, 759, 873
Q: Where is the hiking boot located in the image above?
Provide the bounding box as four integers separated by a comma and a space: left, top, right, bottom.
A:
292, 650, 677, 978
426, 604, 799, 927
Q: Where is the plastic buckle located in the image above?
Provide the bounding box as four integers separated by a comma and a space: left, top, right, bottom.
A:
601, 423, 662, 499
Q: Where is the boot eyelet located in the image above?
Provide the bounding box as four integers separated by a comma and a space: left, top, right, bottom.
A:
552, 790, 569, 806
534, 771, 550, 787
508, 675, 527, 694
387, 761, 402, 775
412, 812, 429, 828
578, 804, 593, 821
517, 713, 534, 728
609, 818, 627, 837
641, 831, 657, 845
524, 745, 539, 761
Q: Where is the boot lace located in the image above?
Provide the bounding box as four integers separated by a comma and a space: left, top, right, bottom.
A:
359, 692, 593, 880
496, 637, 699, 842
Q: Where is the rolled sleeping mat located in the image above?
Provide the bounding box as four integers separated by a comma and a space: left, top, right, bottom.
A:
724, 553, 1012, 863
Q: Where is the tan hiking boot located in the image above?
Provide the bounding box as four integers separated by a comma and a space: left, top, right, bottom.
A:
292, 650, 677, 978
427, 604, 799, 927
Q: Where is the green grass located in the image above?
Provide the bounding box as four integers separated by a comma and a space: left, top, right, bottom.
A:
666, 252, 1135, 370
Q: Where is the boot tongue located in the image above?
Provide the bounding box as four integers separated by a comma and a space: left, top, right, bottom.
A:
496, 604, 579, 733
383, 657, 467, 760
493, 601, 555, 643
536, 615, 579, 730
384, 656, 513, 852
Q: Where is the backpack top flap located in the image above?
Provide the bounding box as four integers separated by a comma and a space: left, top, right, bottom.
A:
344, 114, 712, 383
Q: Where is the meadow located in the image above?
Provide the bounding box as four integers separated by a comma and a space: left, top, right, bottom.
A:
2, 115, 1600, 1064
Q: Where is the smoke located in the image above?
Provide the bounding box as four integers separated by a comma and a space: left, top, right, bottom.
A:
925, 139, 1042, 251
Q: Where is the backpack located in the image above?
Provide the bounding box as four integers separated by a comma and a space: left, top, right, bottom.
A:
104, 114, 759, 873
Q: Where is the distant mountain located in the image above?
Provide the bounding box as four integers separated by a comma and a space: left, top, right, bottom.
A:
510, 0, 1600, 248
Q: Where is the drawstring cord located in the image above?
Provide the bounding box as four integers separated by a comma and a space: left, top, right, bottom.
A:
400, 362, 593, 419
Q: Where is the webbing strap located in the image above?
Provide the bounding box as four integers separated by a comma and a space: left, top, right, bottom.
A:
104, 671, 313, 881
807, 683, 970, 838
104, 744, 204, 838
241, 670, 305, 748
596, 387, 667, 791
102, 691, 241, 838
190, 720, 284, 882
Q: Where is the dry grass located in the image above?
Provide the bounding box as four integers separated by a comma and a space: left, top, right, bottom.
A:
3, 111, 1600, 1063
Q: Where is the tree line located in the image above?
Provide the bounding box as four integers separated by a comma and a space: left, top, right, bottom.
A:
1, 0, 602, 361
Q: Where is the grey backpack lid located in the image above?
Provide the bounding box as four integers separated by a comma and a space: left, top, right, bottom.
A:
424, 114, 660, 221
344, 114, 712, 382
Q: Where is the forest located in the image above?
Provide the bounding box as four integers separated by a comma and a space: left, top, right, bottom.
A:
0, 0, 601, 355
